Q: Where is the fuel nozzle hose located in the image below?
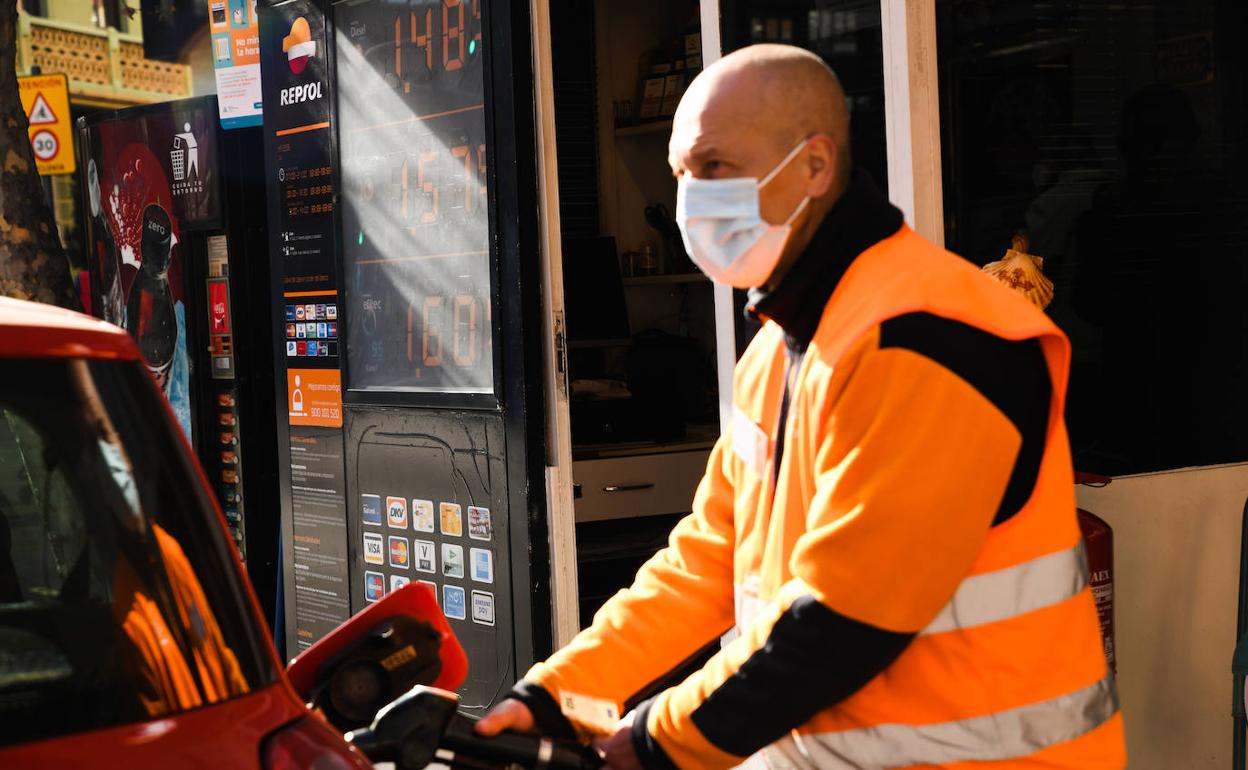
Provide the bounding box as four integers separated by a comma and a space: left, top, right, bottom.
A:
345, 685, 603, 770
441, 715, 604, 770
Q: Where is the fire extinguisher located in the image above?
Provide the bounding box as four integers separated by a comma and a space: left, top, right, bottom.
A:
1075, 471, 1114, 674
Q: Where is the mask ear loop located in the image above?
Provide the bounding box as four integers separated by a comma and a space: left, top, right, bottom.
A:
783, 195, 812, 227
757, 136, 812, 189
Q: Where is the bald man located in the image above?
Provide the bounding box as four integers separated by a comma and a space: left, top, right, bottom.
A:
478, 45, 1124, 770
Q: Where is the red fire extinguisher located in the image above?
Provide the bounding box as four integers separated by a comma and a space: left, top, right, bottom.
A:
1075, 472, 1114, 674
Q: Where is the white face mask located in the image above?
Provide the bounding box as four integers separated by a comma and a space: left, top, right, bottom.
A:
676, 139, 811, 288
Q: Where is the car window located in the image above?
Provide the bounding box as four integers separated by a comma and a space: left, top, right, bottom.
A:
0, 358, 276, 747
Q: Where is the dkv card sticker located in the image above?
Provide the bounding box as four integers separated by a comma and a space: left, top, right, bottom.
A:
467, 506, 492, 541
363, 532, 384, 565
414, 540, 436, 574
386, 496, 408, 529
412, 499, 435, 533
442, 543, 464, 579
440, 502, 463, 537
443, 585, 466, 620
390, 574, 411, 592
364, 571, 385, 602
388, 536, 410, 569
470, 547, 493, 584
471, 591, 495, 626
361, 494, 382, 526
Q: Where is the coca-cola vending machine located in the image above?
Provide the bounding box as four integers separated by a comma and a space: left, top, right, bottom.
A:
77, 96, 282, 627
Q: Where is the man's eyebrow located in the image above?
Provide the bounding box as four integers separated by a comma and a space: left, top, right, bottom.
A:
687, 141, 720, 162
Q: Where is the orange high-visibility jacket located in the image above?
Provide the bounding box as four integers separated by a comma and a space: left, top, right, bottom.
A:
523, 218, 1124, 769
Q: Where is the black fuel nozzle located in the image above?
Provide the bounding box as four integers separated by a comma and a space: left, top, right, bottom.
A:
346, 685, 460, 770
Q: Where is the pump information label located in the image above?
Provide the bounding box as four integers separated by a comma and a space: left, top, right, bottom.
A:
287, 368, 341, 427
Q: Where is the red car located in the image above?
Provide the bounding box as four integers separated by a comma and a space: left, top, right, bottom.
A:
0, 298, 367, 769
0, 298, 600, 770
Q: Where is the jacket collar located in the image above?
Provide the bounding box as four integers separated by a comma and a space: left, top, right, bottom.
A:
747, 169, 904, 351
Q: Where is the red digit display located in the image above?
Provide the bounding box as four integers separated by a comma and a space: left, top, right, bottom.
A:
338, 0, 492, 394
452, 294, 477, 366
443, 0, 465, 72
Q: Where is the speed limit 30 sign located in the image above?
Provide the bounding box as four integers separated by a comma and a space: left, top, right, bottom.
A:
30, 129, 59, 162
17, 73, 75, 175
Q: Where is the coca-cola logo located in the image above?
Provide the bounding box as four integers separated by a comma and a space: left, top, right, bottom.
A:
146, 218, 168, 236
213, 301, 226, 316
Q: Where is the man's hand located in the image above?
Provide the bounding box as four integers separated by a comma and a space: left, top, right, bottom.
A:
592, 713, 642, 770
474, 698, 536, 736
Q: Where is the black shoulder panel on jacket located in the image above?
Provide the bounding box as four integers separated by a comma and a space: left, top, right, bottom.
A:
878, 312, 1051, 526
689, 596, 914, 758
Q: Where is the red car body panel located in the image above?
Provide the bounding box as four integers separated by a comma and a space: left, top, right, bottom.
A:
2, 683, 304, 769
0, 298, 358, 767
0, 297, 137, 360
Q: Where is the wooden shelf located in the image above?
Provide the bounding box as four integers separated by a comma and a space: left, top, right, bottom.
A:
614, 119, 673, 138
621, 273, 707, 286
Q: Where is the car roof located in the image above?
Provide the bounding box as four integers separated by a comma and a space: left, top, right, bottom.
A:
0, 296, 138, 360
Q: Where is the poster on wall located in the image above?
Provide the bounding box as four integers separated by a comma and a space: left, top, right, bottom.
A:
78, 101, 223, 440
208, 0, 264, 128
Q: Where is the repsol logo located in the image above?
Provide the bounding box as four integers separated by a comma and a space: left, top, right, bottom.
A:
280, 81, 323, 105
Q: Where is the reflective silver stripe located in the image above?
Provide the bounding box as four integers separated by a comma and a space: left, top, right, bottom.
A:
922, 542, 1089, 635
774, 674, 1119, 770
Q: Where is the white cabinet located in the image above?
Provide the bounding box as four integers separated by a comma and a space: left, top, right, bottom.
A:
572, 449, 711, 523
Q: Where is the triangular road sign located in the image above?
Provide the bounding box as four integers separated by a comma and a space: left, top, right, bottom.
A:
28, 93, 56, 125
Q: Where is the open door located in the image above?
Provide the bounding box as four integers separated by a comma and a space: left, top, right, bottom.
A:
531, 0, 739, 650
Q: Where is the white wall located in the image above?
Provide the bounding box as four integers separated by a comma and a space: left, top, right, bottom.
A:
1078, 464, 1248, 768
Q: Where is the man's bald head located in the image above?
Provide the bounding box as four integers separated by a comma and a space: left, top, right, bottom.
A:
669, 45, 856, 288
671, 44, 851, 186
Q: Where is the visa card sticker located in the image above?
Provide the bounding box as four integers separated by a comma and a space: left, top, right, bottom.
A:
363, 532, 384, 565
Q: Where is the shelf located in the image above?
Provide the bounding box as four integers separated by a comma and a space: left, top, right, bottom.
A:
614, 119, 673, 138
621, 273, 708, 286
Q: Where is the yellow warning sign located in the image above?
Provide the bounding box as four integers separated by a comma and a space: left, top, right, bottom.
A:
18, 73, 74, 175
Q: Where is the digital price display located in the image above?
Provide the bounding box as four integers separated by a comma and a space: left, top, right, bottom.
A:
335, 0, 491, 394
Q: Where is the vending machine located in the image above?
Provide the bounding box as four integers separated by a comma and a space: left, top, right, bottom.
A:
259, 0, 552, 709
77, 97, 283, 626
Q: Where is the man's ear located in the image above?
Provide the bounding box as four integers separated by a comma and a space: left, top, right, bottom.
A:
803, 134, 839, 198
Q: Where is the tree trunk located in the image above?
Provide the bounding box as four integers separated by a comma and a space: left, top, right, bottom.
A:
0, 2, 78, 310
